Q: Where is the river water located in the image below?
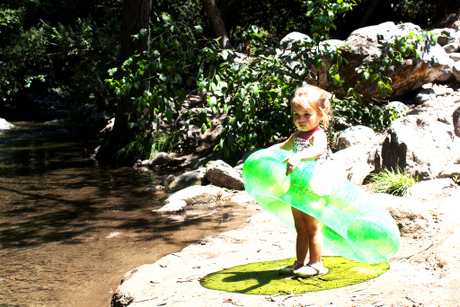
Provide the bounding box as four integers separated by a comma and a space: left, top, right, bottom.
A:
0, 123, 255, 306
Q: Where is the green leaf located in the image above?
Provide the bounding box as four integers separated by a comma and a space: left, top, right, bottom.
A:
194, 25, 203, 33
161, 12, 174, 26
108, 68, 118, 76
208, 96, 217, 108
333, 73, 341, 85
166, 108, 173, 122
198, 81, 207, 92
371, 73, 379, 82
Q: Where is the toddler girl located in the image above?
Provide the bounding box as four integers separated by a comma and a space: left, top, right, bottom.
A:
271, 84, 332, 277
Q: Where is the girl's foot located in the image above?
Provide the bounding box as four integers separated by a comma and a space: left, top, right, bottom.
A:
294, 260, 328, 277
278, 260, 304, 275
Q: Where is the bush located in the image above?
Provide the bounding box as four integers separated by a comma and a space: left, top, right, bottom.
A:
370, 167, 418, 196
0, 0, 121, 109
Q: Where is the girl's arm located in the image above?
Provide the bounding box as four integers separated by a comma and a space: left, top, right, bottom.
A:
283, 129, 328, 175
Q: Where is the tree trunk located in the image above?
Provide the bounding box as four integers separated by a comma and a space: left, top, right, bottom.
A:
96, 0, 152, 164
359, 0, 380, 28
202, 0, 233, 49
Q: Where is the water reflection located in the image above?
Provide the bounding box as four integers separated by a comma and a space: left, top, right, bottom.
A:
0, 123, 254, 306
0, 123, 159, 249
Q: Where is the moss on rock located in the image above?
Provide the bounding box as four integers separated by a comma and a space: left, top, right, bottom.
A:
200, 256, 389, 295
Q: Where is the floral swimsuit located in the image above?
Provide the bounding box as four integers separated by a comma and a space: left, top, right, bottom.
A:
292, 128, 327, 162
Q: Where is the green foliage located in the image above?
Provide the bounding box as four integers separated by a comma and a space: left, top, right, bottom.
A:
149, 126, 182, 159
370, 167, 418, 196
207, 49, 293, 161
106, 0, 425, 163
332, 94, 402, 132
0, 0, 121, 108
302, 0, 358, 42
0, 7, 24, 43
106, 12, 222, 159
204, 0, 363, 162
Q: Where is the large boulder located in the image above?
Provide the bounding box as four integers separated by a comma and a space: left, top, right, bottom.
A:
380, 115, 455, 180
339, 22, 455, 100
336, 125, 377, 150
331, 145, 374, 185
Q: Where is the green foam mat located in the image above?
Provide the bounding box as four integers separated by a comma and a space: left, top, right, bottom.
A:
200, 256, 389, 295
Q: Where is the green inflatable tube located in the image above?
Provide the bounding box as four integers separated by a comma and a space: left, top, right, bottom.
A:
242, 148, 400, 264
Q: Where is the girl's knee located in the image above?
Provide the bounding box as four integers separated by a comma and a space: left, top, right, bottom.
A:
295, 222, 321, 236
292, 208, 322, 235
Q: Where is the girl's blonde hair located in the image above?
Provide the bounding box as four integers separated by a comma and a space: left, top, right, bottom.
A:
291, 85, 333, 129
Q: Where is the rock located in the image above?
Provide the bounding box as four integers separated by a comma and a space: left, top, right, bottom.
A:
111, 184, 460, 307
437, 189, 460, 227
414, 87, 436, 104
336, 125, 377, 150
438, 163, 460, 179
154, 185, 229, 213
407, 178, 456, 201
373, 193, 436, 238
186, 123, 224, 156
0, 118, 14, 130
381, 115, 455, 180
429, 84, 455, 96
454, 106, 460, 137
450, 52, 460, 61
161, 174, 175, 187
339, 22, 454, 100
167, 168, 207, 192
408, 85, 460, 124
149, 152, 175, 166
280, 31, 311, 50
453, 61, 460, 82
205, 160, 244, 190
228, 192, 254, 205
387, 101, 410, 116
432, 28, 460, 52
330, 145, 374, 185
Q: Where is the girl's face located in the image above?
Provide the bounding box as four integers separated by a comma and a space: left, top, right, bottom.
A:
292, 104, 322, 132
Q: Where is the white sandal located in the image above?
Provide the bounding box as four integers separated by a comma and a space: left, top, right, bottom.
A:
294, 261, 328, 277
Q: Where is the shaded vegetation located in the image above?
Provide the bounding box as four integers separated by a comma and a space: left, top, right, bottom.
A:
1, 0, 458, 163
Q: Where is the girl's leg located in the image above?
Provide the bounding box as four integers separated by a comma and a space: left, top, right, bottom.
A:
292, 207, 328, 276
292, 207, 323, 263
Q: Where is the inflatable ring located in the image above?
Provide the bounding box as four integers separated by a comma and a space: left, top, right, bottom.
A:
242, 148, 400, 264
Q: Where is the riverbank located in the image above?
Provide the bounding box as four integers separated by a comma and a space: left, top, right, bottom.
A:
111, 188, 460, 307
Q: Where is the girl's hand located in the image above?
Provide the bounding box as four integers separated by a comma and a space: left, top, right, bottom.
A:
283, 154, 302, 175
